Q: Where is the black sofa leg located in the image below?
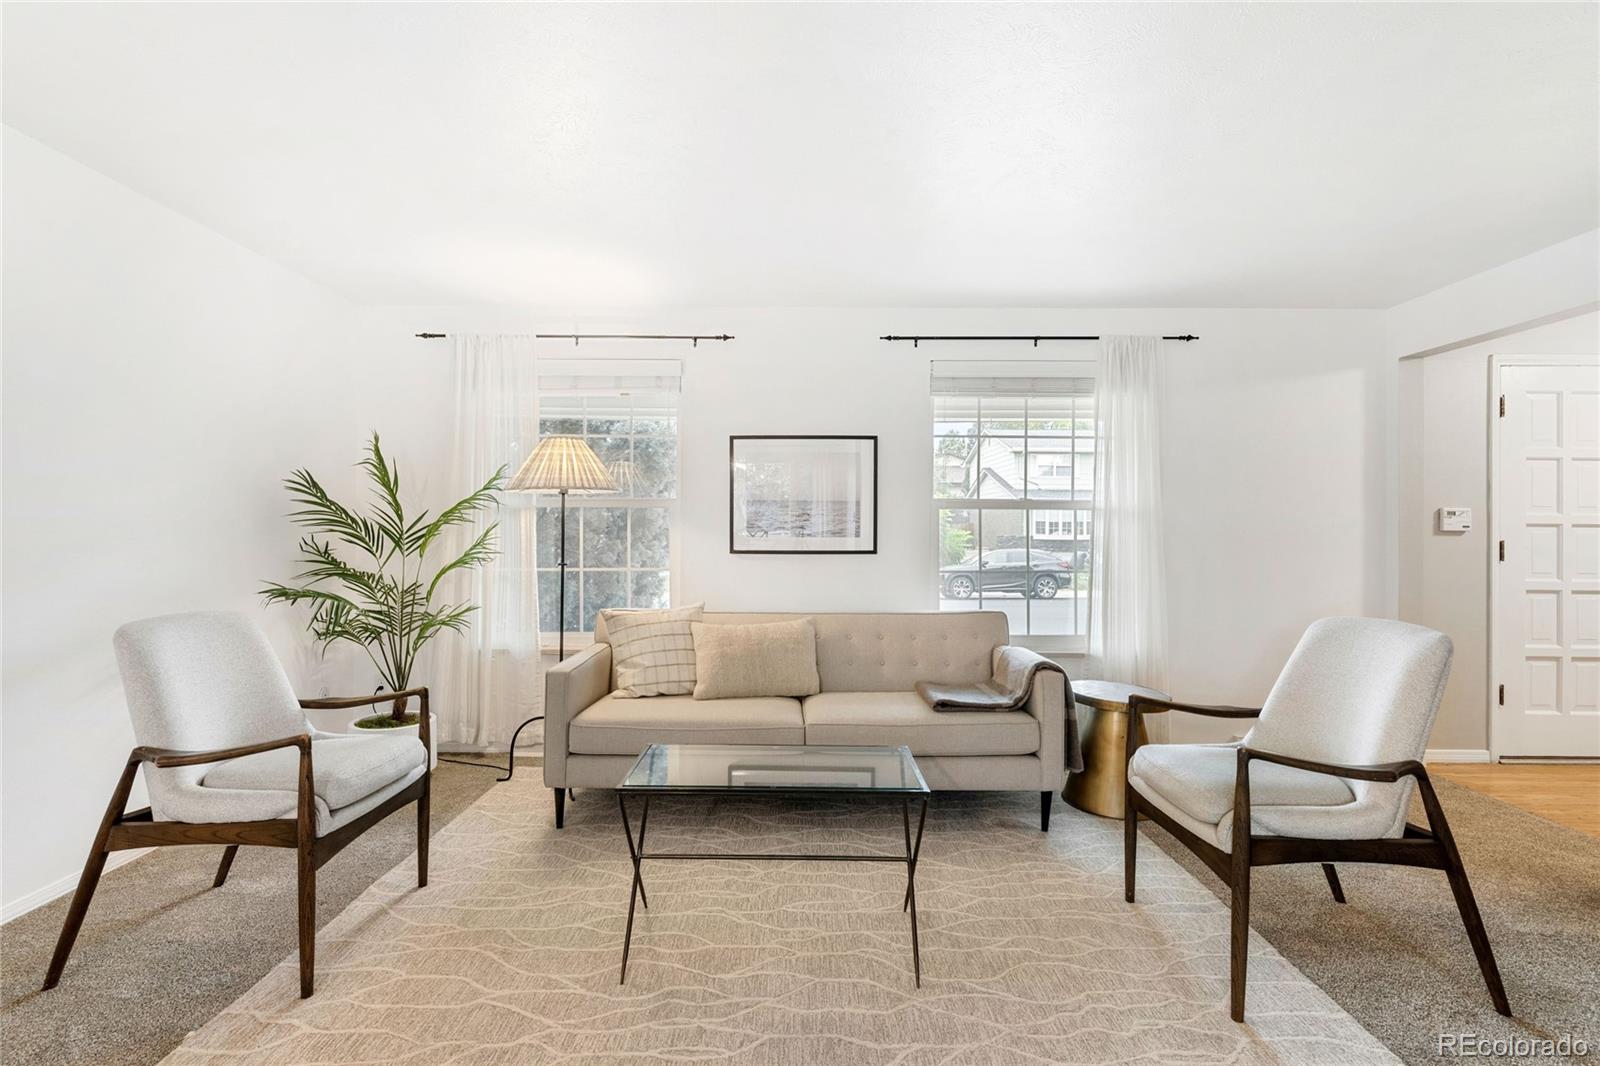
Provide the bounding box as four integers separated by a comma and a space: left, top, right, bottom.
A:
1040, 790, 1052, 832
554, 788, 566, 829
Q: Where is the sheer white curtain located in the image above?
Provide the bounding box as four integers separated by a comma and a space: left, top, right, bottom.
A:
434, 334, 541, 748
1088, 336, 1169, 691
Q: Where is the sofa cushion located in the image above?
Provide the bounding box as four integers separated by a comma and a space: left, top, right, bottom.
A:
568, 693, 805, 755
201, 733, 424, 810
691, 619, 820, 700
600, 603, 703, 697
1129, 742, 1355, 826
802, 691, 1040, 756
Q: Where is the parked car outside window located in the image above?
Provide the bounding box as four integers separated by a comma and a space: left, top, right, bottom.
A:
939, 548, 1073, 600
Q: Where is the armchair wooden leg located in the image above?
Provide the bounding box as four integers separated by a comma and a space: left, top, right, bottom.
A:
1123, 786, 1137, 903
213, 846, 239, 888
296, 742, 316, 998
1229, 853, 1251, 1023
296, 841, 315, 998
1229, 750, 1252, 1023
43, 759, 139, 991
1417, 774, 1512, 1017
554, 788, 566, 829
1039, 790, 1052, 832
417, 779, 430, 888
1321, 863, 1345, 904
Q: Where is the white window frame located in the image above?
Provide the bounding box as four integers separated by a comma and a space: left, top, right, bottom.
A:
931, 359, 1099, 654
533, 382, 681, 650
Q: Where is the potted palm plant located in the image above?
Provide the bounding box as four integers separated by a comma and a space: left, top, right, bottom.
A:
262, 433, 503, 762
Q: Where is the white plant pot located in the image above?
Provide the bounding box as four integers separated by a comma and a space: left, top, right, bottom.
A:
348, 711, 438, 770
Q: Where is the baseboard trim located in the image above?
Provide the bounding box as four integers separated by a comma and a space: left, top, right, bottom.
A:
2, 849, 151, 925
1425, 748, 1492, 763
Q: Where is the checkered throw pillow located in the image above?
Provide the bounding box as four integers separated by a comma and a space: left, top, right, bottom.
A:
600, 603, 705, 697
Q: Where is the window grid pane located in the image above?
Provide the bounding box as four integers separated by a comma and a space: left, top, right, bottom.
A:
532, 390, 676, 639
934, 385, 1094, 639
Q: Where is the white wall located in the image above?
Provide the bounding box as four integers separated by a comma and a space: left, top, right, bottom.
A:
1391, 232, 1600, 756
3, 129, 1472, 914
358, 305, 1390, 746
0, 130, 448, 916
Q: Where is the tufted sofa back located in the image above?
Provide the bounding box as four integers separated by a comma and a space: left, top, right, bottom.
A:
592, 611, 1009, 692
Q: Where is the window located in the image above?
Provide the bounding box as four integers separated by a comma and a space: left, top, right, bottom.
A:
532, 361, 679, 642
933, 364, 1096, 648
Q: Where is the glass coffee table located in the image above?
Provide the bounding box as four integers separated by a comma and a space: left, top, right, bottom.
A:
615, 743, 931, 986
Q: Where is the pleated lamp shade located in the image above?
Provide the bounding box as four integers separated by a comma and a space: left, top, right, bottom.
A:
507, 436, 617, 493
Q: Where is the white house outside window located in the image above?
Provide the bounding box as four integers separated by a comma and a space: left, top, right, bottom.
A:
932, 362, 1097, 650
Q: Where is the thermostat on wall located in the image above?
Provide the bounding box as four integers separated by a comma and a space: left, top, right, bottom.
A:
1436, 507, 1472, 533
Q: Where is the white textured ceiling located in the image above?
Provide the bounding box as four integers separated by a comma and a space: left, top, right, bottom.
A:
4, 2, 1596, 308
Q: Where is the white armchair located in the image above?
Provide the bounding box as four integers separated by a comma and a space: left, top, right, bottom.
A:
1122, 617, 1510, 1022
44, 611, 431, 998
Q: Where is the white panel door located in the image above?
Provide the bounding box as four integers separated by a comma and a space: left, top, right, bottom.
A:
1496, 362, 1600, 757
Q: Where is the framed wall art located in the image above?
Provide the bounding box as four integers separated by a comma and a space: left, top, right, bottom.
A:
729, 435, 878, 554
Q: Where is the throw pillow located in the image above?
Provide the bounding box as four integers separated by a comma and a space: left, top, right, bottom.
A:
600, 603, 704, 698
690, 618, 821, 700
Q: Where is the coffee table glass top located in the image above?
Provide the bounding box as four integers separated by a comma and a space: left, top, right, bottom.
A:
619, 743, 929, 794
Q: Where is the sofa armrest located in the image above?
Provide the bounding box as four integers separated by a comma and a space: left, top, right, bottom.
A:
543, 642, 612, 787
995, 645, 1069, 786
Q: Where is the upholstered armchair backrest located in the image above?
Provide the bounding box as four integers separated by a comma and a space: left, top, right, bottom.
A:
114, 611, 304, 753
1245, 617, 1452, 780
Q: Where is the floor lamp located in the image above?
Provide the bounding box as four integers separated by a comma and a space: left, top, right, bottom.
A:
495, 435, 616, 781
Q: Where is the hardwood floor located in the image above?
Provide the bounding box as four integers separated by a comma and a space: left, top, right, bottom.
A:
1428, 763, 1600, 839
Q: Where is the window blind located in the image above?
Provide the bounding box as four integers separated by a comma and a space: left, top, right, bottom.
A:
537, 358, 682, 394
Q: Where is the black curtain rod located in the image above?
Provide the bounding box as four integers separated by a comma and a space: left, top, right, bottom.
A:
881, 334, 1198, 347
415, 332, 733, 346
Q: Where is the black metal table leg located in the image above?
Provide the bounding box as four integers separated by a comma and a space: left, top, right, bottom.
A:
615, 792, 928, 988
902, 800, 913, 913
618, 792, 651, 984
906, 798, 928, 987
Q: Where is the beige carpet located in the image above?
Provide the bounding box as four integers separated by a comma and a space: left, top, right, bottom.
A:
1150, 778, 1600, 1066
158, 773, 1395, 1065
0, 757, 503, 1066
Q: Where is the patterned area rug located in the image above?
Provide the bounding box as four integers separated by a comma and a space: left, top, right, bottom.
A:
161, 775, 1395, 1065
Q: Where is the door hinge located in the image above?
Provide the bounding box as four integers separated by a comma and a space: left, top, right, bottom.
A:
1498, 684, 1505, 706
1499, 539, 1505, 561
1499, 394, 1506, 417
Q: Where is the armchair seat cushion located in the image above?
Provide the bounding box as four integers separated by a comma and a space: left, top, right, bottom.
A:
1130, 743, 1355, 825
568, 693, 804, 754
1130, 742, 1374, 849
202, 734, 425, 810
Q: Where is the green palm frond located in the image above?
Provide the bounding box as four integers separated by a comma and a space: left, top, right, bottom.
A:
261, 432, 503, 712
358, 433, 409, 562
411, 466, 505, 556
426, 524, 498, 600
282, 468, 387, 559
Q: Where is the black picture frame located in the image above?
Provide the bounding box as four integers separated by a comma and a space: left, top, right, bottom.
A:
729, 435, 879, 555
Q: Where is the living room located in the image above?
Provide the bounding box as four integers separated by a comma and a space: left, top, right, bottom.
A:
2, 4, 1597, 1064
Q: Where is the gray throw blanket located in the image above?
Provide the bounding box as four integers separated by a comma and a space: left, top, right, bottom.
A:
914, 647, 1082, 772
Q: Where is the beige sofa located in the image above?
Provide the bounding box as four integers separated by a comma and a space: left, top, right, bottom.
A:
543, 611, 1069, 830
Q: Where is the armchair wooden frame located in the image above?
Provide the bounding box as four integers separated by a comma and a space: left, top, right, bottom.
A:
43, 689, 431, 999
1122, 694, 1510, 1023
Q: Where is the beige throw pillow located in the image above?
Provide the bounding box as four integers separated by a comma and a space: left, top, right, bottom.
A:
600, 603, 704, 698
690, 619, 821, 700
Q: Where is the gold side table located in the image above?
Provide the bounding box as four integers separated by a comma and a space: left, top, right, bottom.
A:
1064, 679, 1170, 819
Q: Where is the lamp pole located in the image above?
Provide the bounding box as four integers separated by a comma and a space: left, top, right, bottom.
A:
556, 488, 568, 661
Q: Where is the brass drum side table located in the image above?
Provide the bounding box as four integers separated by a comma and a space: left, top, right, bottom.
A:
1063, 679, 1170, 818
